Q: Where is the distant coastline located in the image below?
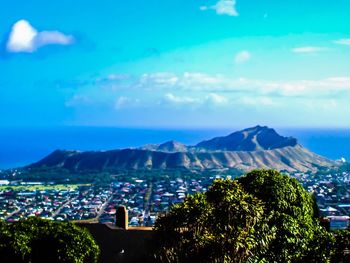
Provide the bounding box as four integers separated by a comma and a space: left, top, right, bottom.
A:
1, 126, 350, 169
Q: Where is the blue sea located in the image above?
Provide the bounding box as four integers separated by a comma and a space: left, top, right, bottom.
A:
0, 126, 350, 169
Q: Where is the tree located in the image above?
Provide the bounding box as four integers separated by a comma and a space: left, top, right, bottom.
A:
153, 179, 274, 263
154, 170, 334, 263
0, 217, 100, 263
331, 229, 350, 263
237, 170, 333, 263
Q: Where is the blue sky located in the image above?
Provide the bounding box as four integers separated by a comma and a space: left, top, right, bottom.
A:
1, 0, 350, 128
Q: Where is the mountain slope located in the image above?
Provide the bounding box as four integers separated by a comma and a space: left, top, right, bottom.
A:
196, 126, 297, 151
141, 141, 188, 152
28, 126, 338, 173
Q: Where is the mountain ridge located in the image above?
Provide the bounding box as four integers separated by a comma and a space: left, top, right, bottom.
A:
196, 125, 297, 151
28, 126, 337, 173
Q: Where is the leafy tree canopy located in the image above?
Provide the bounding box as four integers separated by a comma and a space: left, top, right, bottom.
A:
331, 229, 350, 263
154, 179, 274, 263
154, 170, 334, 263
0, 217, 100, 263
238, 170, 333, 263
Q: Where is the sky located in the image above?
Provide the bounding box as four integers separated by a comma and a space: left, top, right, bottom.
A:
1, 0, 350, 128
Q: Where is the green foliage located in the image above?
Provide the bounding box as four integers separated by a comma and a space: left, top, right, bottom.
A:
331, 229, 350, 263
12, 167, 243, 186
153, 179, 274, 263
238, 170, 316, 216
0, 217, 100, 263
237, 170, 333, 263
154, 170, 334, 263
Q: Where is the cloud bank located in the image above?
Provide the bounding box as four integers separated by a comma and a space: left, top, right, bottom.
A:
334, 39, 350, 46
135, 72, 350, 98
65, 71, 350, 115
6, 20, 74, 53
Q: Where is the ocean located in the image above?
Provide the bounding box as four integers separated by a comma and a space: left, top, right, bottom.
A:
0, 126, 350, 169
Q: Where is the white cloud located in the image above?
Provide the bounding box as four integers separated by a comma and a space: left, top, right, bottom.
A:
163, 92, 229, 108
115, 96, 140, 109
140, 73, 179, 87
200, 0, 239, 17
67, 72, 350, 113
6, 20, 37, 53
333, 39, 350, 46
106, 74, 129, 81
6, 20, 74, 53
207, 93, 229, 105
234, 50, 251, 63
65, 95, 93, 107
259, 77, 350, 97
132, 72, 350, 98
164, 93, 200, 105
291, 46, 327, 53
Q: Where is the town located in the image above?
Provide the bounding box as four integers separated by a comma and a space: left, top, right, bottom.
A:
0, 169, 349, 229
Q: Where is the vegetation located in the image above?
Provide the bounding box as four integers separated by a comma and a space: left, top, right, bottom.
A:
331, 229, 350, 263
237, 170, 333, 262
153, 179, 273, 262
0, 217, 100, 263
13, 167, 114, 185
153, 170, 335, 263
0, 184, 89, 191
2, 167, 243, 185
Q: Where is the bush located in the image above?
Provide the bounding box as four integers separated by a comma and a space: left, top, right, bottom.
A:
0, 217, 100, 263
